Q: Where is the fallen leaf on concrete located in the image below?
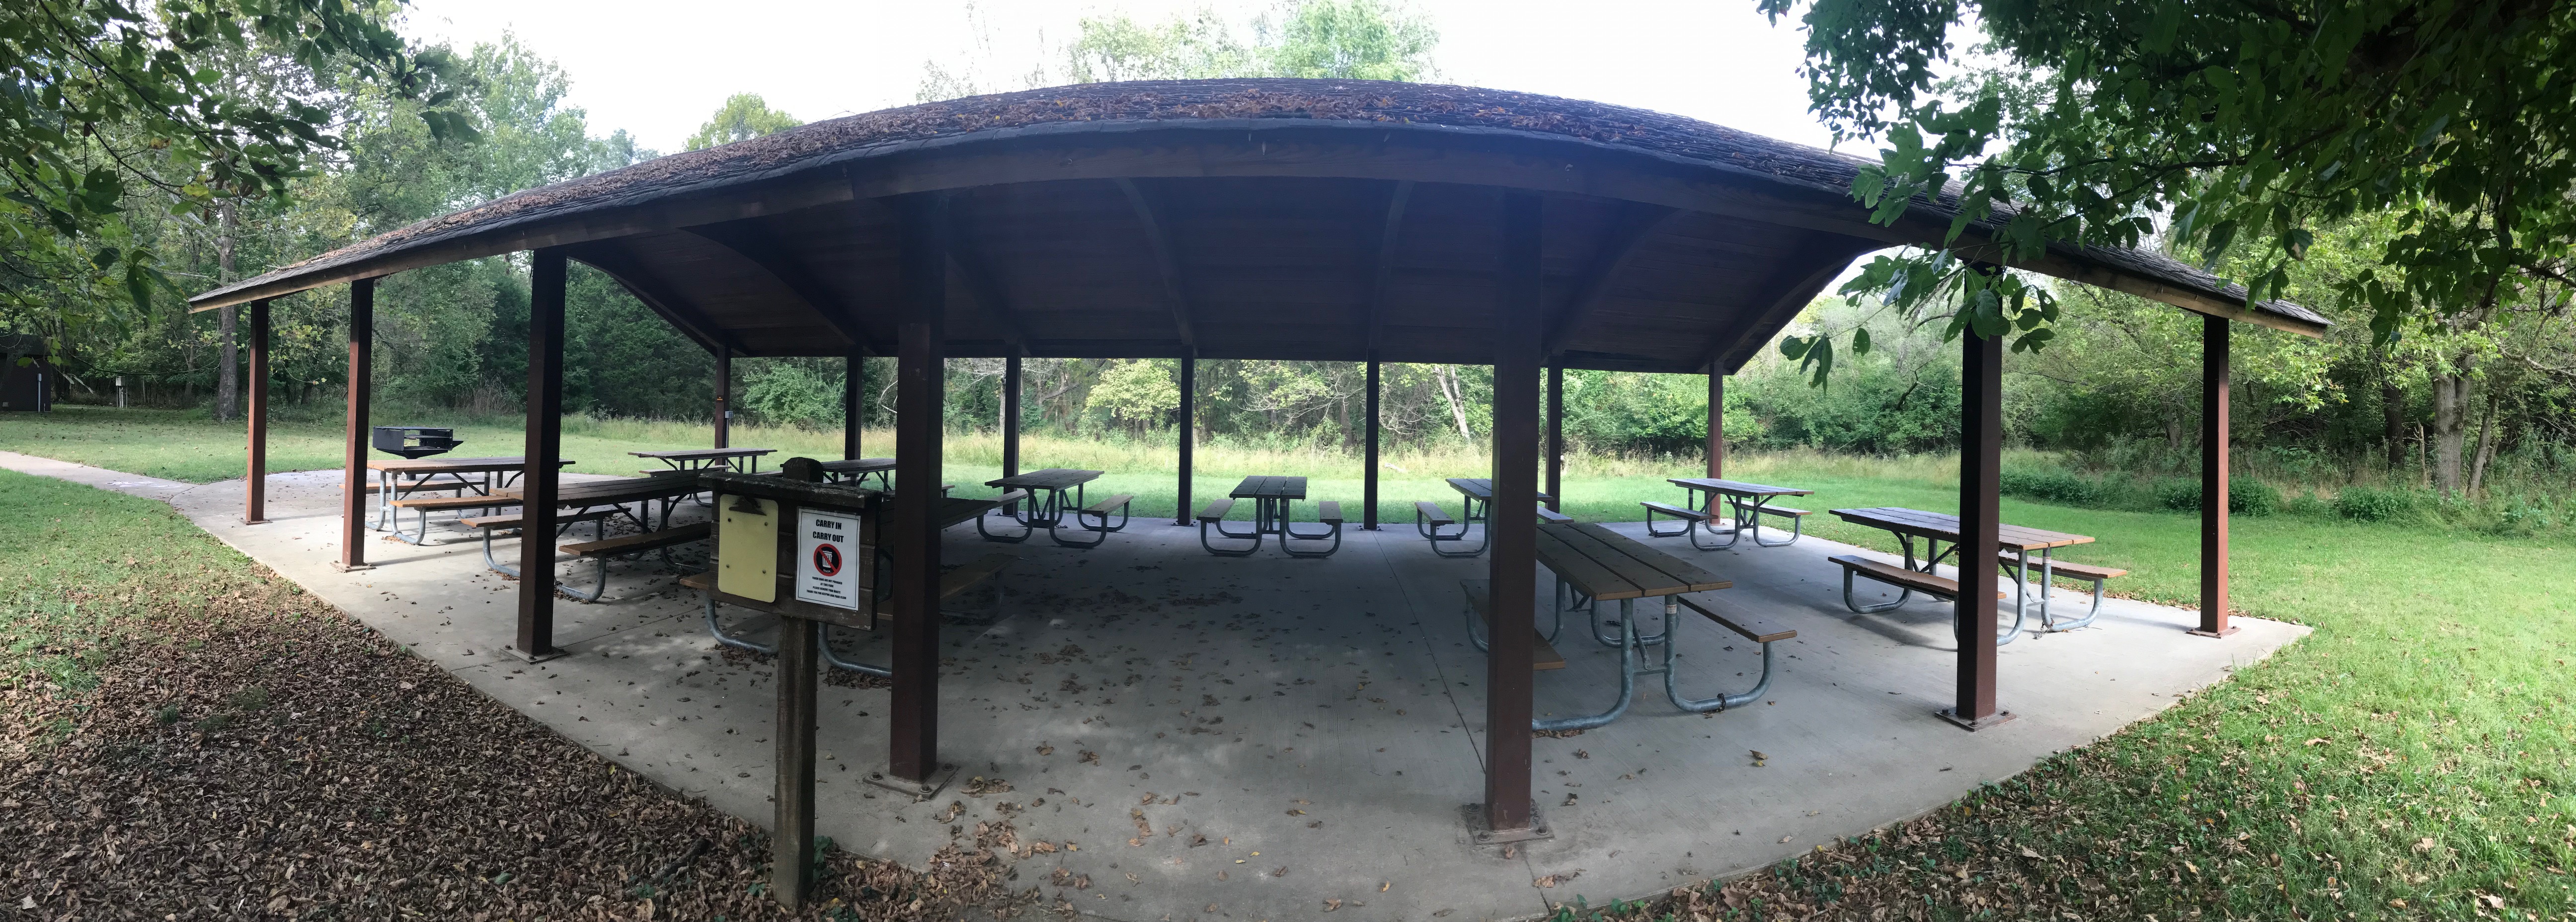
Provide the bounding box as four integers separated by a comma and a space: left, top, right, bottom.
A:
1324, 898, 1343, 911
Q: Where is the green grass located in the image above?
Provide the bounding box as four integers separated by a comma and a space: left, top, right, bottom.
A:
7, 407, 2576, 919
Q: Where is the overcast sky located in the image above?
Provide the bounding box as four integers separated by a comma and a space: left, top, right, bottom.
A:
399, 0, 1846, 156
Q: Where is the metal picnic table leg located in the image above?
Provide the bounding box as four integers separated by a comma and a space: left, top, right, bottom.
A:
1687, 488, 1742, 550
1662, 594, 1778, 712
1533, 596, 1643, 732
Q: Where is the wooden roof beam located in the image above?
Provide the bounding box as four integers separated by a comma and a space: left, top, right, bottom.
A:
1543, 203, 1682, 358
946, 217, 1032, 353
1364, 180, 1415, 354
682, 218, 888, 355
1695, 249, 1863, 374
1112, 178, 1196, 349
564, 243, 748, 356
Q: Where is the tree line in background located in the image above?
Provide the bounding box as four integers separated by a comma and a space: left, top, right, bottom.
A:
5, 0, 2569, 524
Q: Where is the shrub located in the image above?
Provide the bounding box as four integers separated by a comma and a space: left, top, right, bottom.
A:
2154, 479, 2281, 515
2285, 493, 2333, 517
2334, 485, 2412, 522
2231, 480, 2282, 516
2000, 467, 2103, 507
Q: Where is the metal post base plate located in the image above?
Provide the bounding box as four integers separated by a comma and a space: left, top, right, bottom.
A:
1936, 708, 2017, 732
328, 561, 376, 573
865, 763, 958, 802
1461, 803, 1553, 845
501, 645, 569, 664
2186, 626, 2240, 638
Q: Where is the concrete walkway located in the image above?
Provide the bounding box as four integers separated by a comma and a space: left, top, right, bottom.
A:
5, 454, 2305, 922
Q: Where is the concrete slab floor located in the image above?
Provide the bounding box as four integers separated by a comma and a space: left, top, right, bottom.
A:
21, 458, 2307, 922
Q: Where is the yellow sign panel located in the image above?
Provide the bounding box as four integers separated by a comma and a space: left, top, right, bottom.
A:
717, 495, 779, 602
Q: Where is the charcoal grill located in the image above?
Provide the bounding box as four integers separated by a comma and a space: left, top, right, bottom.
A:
372, 425, 464, 459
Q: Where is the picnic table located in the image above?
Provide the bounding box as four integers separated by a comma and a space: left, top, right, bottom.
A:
1416, 478, 1556, 557
818, 457, 895, 489
1462, 522, 1789, 731
978, 468, 1128, 547
631, 446, 777, 473
367, 456, 576, 543
1195, 475, 1343, 557
1826, 507, 2098, 641
1654, 477, 1815, 549
486, 471, 711, 600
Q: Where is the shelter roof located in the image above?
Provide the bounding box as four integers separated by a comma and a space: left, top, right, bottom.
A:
190, 79, 2323, 371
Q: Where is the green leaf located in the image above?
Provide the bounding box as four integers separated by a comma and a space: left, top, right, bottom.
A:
1851, 326, 1872, 356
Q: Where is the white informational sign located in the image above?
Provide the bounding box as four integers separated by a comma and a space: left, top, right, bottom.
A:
794, 510, 859, 610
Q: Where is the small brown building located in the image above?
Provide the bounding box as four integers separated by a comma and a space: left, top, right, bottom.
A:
0, 334, 54, 412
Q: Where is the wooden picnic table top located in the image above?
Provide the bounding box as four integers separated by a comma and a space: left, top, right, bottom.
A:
819, 457, 895, 473
937, 495, 1001, 530
986, 468, 1102, 491
1668, 477, 1812, 498
1444, 477, 1554, 502
631, 447, 777, 461
1229, 475, 1308, 500
368, 456, 574, 474
498, 471, 701, 506
1536, 521, 1733, 601
1828, 506, 2095, 551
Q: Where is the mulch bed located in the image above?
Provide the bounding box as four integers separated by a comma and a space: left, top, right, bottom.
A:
1, 566, 1040, 921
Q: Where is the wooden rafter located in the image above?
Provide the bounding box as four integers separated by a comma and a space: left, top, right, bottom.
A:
564, 243, 746, 356
1696, 251, 1859, 373
1363, 180, 1414, 353
682, 219, 885, 354
1112, 178, 1196, 348
945, 214, 1031, 352
1542, 203, 1681, 358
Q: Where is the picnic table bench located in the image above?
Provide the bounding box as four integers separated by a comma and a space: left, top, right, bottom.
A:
1198, 475, 1343, 557
1416, 477, 1556, 557
978, 468, 1124, 548
1826, 507, 2119, 641
1645, 478, 1814, 549
369, 456, 575, 544
1462, 522, 1783, 731
489, 471, 708, 602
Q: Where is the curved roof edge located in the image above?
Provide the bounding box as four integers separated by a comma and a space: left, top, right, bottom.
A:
188, 78, 2325, 335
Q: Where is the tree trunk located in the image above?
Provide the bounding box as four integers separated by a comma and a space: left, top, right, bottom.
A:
2381, 367, 2405, 473
2429, 357, 2473, 496
1437, 366, 1472, 441
215, 201, 240, 423
2469, 389, 2501, 494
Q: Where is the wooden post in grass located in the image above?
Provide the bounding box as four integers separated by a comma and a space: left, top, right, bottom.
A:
1481, 190, 1542, 835
1175, 356, 1195, 526
1364, 357, 1381, 530
713, 345, 731, 449
1706, 367, 1724, 479
1546, 362, 1563, 512
888, 195, 947, 781
514, 249, 569, 662
336, 280, 374, 572
1003, 355, 1021, 479
844, 347, 863, 460
2192, 314, 2237, 637
1942, 326, 2010, 730
245, 299, 270, 525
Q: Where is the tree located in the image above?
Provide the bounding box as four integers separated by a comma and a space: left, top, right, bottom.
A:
0, 0, 467, 341
1259, 0, 1439, 81
1086, 358, 1180, 434
684, 94, 799, 151
922, 0, 1440, 102
1759, 0, 2576, 357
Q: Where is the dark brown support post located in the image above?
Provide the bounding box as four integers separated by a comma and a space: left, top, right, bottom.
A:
1174, 356, 1196, 525
888, 197, 947, 781
771, 616, 820, 909
713, 345, 732, 449
335, 280, 374, 572
843, 348, 863, 460
1482, 191, 1542, 835
244, 299, 270, 525
2192, 315, 2237, 637
1545, 362, 1563, 512
1363, 357, 1381, 530
514, 249, 569, 661
1942, 328, 2010, 730
1707, 368, 1725, 478
1002, 355, 1022, 478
